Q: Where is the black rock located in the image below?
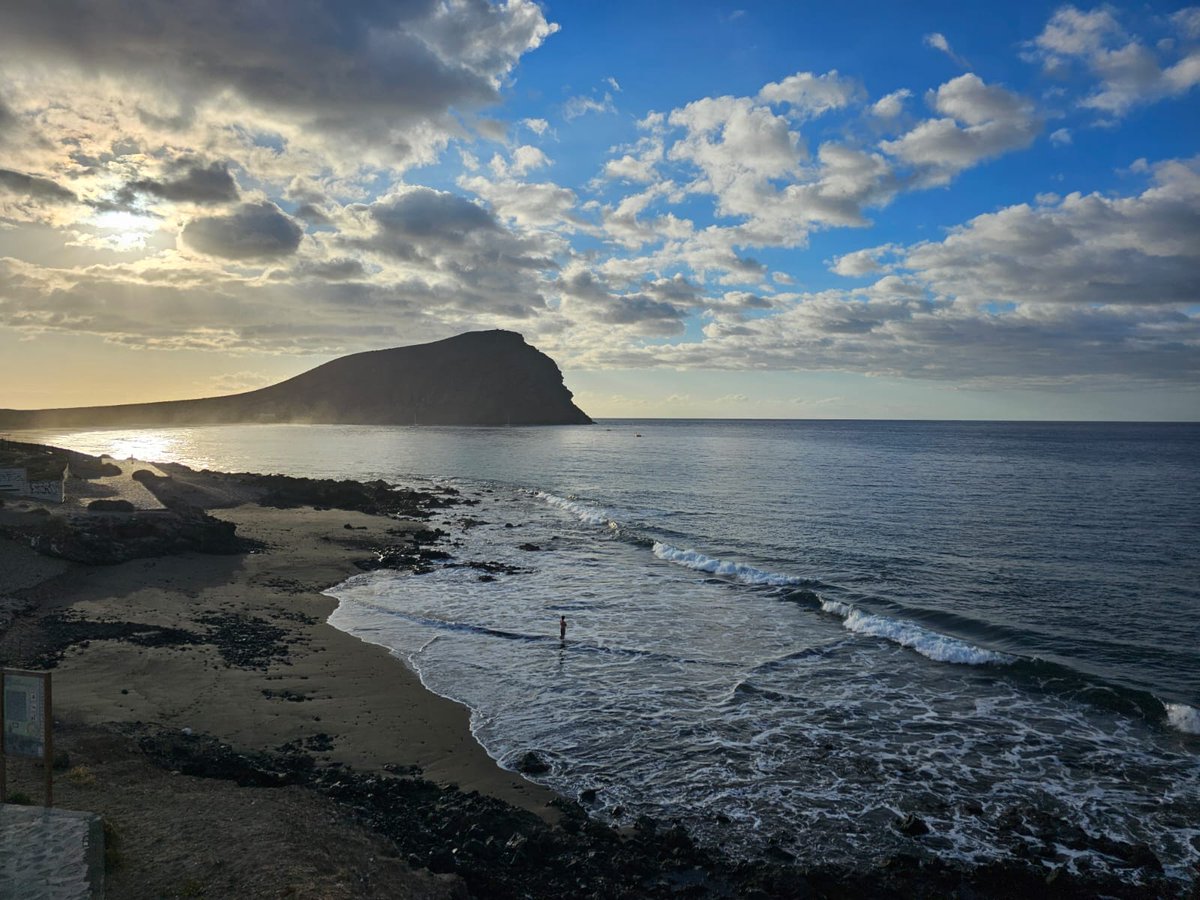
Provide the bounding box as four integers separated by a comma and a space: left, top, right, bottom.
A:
514, 751, 551, 775
579, 788, 598, 804
896, 813, 930, 836
87, 499, 136, 513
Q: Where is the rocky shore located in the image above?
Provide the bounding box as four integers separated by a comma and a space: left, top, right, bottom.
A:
0, 441, 1188, 898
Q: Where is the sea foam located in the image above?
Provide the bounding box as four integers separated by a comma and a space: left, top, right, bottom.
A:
652, 542, 806, 586
820, 599, 1012, 666
536, 491, 617, 527
1164, 702, 1200, 735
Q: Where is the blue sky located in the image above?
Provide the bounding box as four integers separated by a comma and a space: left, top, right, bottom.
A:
0, 1, 1197, 418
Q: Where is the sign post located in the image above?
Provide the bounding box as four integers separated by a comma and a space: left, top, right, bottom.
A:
1, 669, 53, 806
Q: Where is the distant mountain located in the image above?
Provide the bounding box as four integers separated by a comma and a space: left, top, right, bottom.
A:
0, 331, 593, 428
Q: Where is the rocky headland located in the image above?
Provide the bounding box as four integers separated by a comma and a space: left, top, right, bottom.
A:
0, 330, 592, 429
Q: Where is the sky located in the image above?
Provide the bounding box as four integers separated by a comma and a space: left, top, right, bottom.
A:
0, 1, 1197, 420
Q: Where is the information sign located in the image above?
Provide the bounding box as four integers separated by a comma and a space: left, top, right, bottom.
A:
1, 669, 53, 805
3, 673, 47, 758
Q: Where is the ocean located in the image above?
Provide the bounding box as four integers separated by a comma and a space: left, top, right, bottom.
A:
17, 419, 1200, 883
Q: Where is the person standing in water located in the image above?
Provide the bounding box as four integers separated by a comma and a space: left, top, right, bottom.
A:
559, 615, 567, 641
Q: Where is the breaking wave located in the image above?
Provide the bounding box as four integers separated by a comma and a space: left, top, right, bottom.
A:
535, 491, 617, 528
820, 599, 1013, 666
1165, 702, 1200, 735
652, 542, 807, 586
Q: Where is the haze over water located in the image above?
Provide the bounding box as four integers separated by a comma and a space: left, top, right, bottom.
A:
21, 420, 1200, 883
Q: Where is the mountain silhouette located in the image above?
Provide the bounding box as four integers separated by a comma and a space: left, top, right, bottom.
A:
0, 331, 593, 428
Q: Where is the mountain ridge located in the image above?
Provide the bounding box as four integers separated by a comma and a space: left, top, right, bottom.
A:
0, 330, 593, 428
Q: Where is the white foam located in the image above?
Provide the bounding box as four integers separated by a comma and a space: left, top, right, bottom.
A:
652, 542, 805, 586
1165, 702, 1200, 735
821, 602, 1012, 666
536, 491, 617, 527
820, 599, 852, 617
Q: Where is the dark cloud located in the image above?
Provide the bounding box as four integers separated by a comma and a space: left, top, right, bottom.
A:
557, 270, 687, 335
0, 97, 13, 133
601, 294, 686, 330
0, 168, 77, 203
121, 160, 239, 205
273, 257, 367, 281
0, 1, 555, 154
294, 203, 333, 225
348, 187, 551, 274
182, 201, 303, 259
369, 188, 497, 246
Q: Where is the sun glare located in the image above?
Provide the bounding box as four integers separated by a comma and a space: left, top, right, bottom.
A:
105, 431, 175, 462
90, 209, 157, 250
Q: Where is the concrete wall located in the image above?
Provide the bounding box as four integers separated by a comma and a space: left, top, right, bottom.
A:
0, 467, 65, 503
0, 467, 28, 495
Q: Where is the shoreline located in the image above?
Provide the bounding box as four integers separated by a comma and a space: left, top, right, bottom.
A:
0, 441, 1188, 898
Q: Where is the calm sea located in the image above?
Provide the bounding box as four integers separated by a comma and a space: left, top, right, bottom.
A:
16, 420, 1200, 882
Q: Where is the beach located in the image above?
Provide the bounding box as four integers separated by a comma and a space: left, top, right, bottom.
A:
0, 455, 561, 897
0, 440, 1190, 899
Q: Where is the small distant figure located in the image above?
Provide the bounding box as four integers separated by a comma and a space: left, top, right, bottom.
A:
559, 615, 567, 641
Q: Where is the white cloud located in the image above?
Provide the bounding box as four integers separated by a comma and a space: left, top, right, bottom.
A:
881, 74, 1039, 183
1034, 6, 1122, 62
903, 156, 1200, 310
831, 244, 896, 277
522, 117, 550, 135
1029, 5, 1200, 116
923, 32, 970, 68
510, 145, 552, 176
758, 70, 862, 118
1050, 127, 1072, 146
564, 93, 616, 120
871, 89, 912, 119
1173, 7, 1200, 40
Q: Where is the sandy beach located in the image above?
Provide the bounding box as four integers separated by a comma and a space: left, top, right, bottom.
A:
0, 453, 558, 897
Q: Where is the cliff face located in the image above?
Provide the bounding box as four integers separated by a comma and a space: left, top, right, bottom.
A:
0, 331, 593, 428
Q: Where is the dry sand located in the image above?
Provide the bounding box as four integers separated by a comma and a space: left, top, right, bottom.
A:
1, 499, 558, 897
42, 505, 554, 809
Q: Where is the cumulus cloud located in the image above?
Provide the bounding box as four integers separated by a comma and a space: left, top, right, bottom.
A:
1029, 5, 1200, 116
121, 160, 239, 205
903, 156, 1200, 308
667, 95, 805, 219
564, 154, 1200, 386
459, 172, 581, 230
758, 70, 862, 117
0, 168, 78, 204
881, 74, 1039, 183
831, 244, 896, 277
357, 188, 497, 252
0, 1, 557, 164
181, 201, 303, 259
871, 89, 912, 119
509, 145, 552, 176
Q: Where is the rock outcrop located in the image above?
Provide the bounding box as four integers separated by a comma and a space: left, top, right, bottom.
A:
0, 330, 592, 428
